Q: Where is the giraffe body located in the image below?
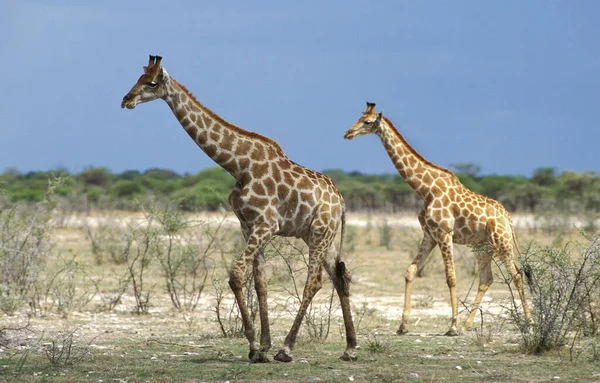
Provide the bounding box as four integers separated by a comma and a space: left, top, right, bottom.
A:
122, 56, 357, 362
344, 103, 532, 335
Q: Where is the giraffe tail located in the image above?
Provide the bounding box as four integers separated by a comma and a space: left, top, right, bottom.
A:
511, 221, 533, 292
335, 208, 351, 296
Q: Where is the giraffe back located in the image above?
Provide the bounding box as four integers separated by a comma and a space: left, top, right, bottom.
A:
420, 176, 514, 245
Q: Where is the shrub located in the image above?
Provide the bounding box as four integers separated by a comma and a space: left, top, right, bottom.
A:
122, 219, 159, 314
151, 201, 221, 311
43, 326, 94, 366
508, 234, 600, 355
0, 180, 58, 315
47, 258, 97, 318
84, 219, 128, 265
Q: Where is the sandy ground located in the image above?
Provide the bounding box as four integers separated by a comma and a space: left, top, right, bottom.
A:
0, 209, 541, 355
55, 210, 598, 231
45, 209, 573, 328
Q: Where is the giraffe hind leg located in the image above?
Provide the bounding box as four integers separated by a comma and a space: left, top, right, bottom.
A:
325, 255, 357, 361
488, 221, 533, 327
273, 261, 324, 362
274, 227, 335, 363
507, 258, 533, 326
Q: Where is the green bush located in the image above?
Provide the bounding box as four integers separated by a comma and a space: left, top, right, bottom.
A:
79, 167, 113, 188
172, 184, 230, 211
111, 180, 144, 198
0, 165, 599, 214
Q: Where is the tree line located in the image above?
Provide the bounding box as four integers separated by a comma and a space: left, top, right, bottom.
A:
0, 164, 598, 214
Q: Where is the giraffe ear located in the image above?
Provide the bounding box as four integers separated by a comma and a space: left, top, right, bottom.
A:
158, 67, 169, 80
143, 66, 149, 73
376, 112, 383, 122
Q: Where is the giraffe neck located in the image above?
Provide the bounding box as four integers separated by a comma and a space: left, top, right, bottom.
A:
378, 116, 455, 200
162, 77, 284, 180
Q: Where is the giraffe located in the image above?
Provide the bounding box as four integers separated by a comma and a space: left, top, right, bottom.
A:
344, 102, 532, 336
121, 55, 357, 363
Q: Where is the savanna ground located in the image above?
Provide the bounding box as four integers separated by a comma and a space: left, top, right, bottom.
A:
1, 205, 600, 383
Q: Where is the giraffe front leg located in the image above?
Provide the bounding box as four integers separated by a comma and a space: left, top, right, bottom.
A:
229, 226, 272, 363
463, 251, 493, 331
252, 251, 271, 362
398, 234, 436, 335
438, 234, 460, 336
398, 263, 417, 335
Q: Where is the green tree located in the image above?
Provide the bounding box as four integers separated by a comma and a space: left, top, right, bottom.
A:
118, 170, 142, 181
532, 167, 556, 187
454, 173, 482, 194
111, 180, 144, 198
478, 175, 523, 200
79, 167, 113, 188
171, 167, 235, 211
450, 163, 481, 178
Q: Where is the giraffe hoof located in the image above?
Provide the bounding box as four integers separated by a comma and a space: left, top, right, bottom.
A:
444, 329, 459, 337
249, 349, 270, 363
396, 327, 409, 335
273, 349, 293, 363
340, 351, 357, 361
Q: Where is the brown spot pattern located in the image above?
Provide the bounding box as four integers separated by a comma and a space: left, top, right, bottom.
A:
343, 108, 531, 336
147, 74, 353, 360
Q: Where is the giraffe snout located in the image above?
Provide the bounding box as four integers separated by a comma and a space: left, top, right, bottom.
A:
121, 94, 136, 109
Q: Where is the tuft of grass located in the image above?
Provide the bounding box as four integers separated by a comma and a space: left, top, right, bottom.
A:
364, 333, 392, 355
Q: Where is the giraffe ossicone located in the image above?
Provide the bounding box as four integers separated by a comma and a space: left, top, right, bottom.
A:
121, 55, 358, 362
345, 102, 533, 336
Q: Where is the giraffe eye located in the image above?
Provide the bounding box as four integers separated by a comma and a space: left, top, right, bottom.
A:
148, 81, 158, 88
364, 120, 372, 125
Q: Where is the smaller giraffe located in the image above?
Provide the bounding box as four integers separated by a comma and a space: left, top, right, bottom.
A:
344, 102, 532, 336
121, 56, 357, 362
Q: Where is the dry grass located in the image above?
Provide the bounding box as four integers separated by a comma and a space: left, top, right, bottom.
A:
1, 211, 599, 382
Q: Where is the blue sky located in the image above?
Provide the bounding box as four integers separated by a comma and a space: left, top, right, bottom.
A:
2, 1, 599, 177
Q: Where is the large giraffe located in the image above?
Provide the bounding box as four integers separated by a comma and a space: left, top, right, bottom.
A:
344, 102, 532, 336
121, 56, 357, 362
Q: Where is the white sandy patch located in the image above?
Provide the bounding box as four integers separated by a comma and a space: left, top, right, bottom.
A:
53, 211, 598, 231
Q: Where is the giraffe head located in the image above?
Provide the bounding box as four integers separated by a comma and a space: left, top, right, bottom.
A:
121, 55, 170, 109
343, 102, 383, 139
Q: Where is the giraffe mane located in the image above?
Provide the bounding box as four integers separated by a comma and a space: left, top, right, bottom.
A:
382, 116, 455, 177
172, 78, 287, 157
